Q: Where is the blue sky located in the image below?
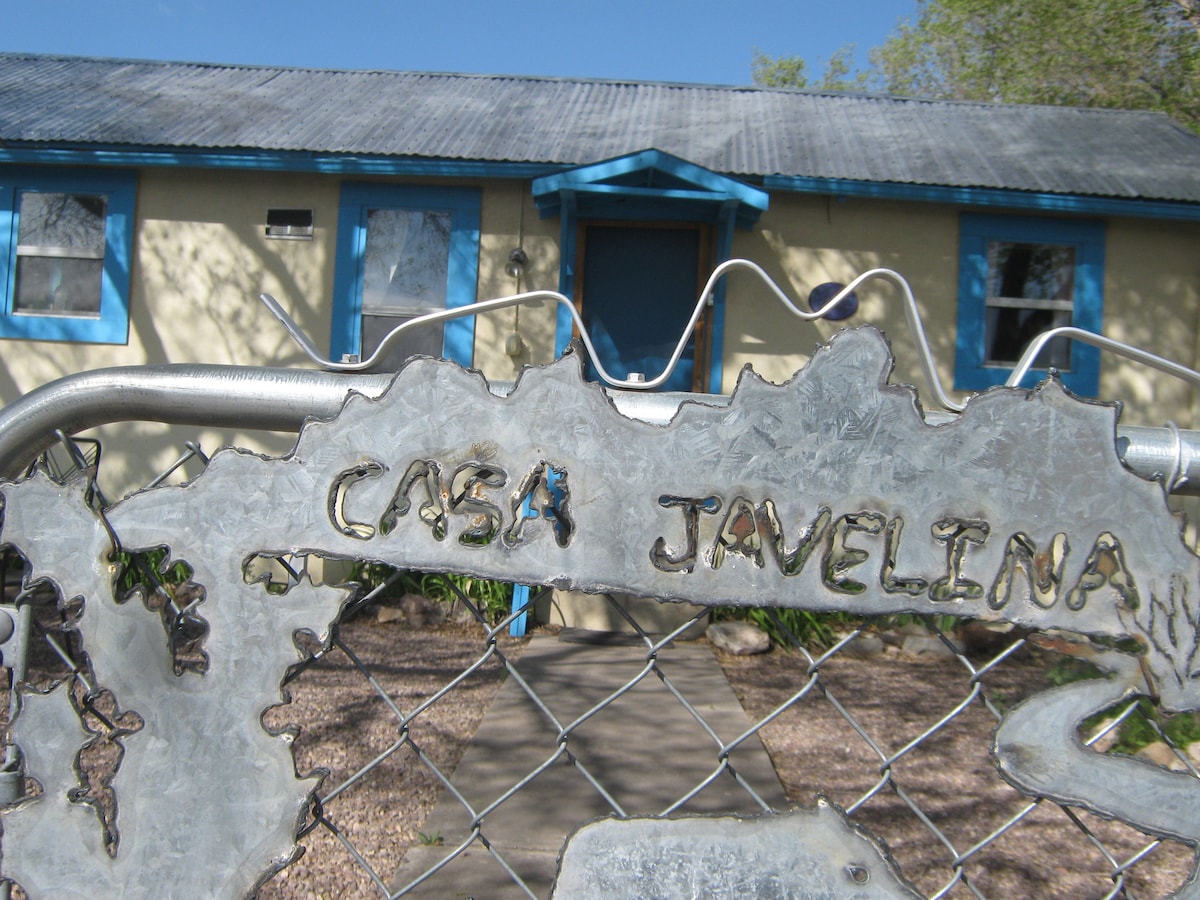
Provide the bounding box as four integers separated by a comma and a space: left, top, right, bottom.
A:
3, 0, 915, 86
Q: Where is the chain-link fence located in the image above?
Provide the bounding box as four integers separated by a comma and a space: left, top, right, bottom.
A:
1, 432, 1198, 898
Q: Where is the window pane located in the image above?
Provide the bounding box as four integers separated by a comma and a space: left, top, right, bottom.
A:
984, 241, 1075, 370
361, 209, 450, 311
13, 256, 103, 316
17, 192, 107, 254
987, 242, 1074, 300
985, 306, 1071, 368
361, 312, 443, 369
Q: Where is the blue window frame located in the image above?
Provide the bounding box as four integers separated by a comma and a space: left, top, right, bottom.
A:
331, 183, 480, 369
0, 168, 136, 344
956, 214, 1105, 396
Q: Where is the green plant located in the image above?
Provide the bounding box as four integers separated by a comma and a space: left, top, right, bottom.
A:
1041, 652, 1200, 755
349, 562, 514, 625
713, 607, 852, 650
418, 831, 443, 846
111, 547, 192, 598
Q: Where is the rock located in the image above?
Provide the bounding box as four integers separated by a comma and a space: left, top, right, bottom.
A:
842, 634, 885, 658
899, 633, 957, 657
377, 593, 445, 627
376, 604, 406, 624
1085, 716, 1121, 753
1137, 741, 1189, 772
707, 620, 771, 655
1188, 743, 1200, 768
955, 620, 1025, 655
400, 592, 445, 627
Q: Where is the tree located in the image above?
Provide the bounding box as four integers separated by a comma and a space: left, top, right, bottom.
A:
751, 46, 872, 93
873, 0, 1200, 130
753, 1, 1200, 132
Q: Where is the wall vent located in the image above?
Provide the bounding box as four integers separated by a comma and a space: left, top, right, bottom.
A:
266, 208, 314, 240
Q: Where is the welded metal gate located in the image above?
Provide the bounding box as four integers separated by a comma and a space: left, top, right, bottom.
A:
2, 262, 1200, 897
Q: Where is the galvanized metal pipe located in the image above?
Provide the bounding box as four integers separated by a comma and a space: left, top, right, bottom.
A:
0, 364, 1199, 494
0, 365, 395, 479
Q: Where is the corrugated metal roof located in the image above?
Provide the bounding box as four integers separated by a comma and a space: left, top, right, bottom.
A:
2, 52, 1199, 203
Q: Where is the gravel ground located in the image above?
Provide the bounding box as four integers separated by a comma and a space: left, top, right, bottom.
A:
4, 609, 1197, 899
257, 616, 1196, 899
717, 641, 1196, 898
257, 619, 526, 899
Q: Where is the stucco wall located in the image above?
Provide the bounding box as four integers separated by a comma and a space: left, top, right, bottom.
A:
725, 194, 959, 402
3, 167, 1198, 498
725, 193, 1200, 429
471, 182, 563, 381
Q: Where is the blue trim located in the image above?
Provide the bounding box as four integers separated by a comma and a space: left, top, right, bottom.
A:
955, 213, 1105, 396
554, 192, 577, 359
0, 145, 566, 180
533, 149, 768, 229
534, 149, 768, 210
0, 167, 136, 344
331, 183, 480, 367
509, 584, 530, 637
765, 174, 1200, 223
539, 151, 768, 373
709, 207, 737, 394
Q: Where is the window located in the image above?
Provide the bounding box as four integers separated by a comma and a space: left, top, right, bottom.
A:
955, 214, 1105, 396
331, 184, 480, 370
0, 169, 136, 344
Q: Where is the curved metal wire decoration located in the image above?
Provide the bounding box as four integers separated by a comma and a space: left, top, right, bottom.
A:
260, 259, 959, 409
260, 258, 1200, 416
5, 260, 1200, 896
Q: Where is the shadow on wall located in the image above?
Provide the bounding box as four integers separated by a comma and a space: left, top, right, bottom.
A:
136, 215, 328, 370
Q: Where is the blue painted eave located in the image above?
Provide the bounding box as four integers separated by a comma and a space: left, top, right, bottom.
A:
0, 143, 570, 179
533, 149, 768, 227
765, 175, 1200, 223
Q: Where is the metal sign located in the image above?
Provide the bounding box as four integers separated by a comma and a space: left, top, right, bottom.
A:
2, 325, 1200, 895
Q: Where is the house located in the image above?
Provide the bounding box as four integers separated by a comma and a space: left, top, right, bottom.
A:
1, 52, 1200, 496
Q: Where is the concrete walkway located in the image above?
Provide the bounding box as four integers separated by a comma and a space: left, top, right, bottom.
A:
390, 632, 787, 898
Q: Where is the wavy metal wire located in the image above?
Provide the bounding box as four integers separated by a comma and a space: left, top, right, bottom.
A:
260, 258, 1200, 414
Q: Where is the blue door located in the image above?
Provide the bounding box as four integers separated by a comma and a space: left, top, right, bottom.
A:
578, 224, 708, 392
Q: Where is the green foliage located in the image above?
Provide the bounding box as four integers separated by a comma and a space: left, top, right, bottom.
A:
751, 46, 874, 92
871, 0, 1200, 131
754, 0, 1200, 131
714, 606, 851, 650
751, 50, 810, 88
112, 548, 192, 597
1044, 653, 1200, 754
1044, 654, 1105, 687
1114, 699, 1200, 754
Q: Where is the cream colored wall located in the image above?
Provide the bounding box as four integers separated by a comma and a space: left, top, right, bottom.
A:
471, 182, 563, 382
5, 168, 1199, 498
0, 167, 341, 497
724, 193, 960, 407
5, 173, 562, 498
1098, 217, 1200, 426
722, 194, 1200, 429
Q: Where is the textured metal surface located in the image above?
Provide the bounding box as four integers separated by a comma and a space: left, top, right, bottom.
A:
0, 475, 347, 897
4, 327, 1200, 895
2, 53, 1200, 201
551, 804, 920, 898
